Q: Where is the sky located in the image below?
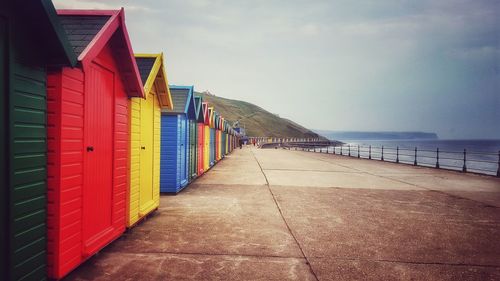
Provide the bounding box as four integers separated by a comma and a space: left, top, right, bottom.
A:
53, 0, 500, 139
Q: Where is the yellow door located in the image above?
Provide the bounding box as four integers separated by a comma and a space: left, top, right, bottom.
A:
140, 92, 155, 214
204, 125, 210, 170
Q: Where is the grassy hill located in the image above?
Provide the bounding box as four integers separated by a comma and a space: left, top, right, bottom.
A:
197, 91, 322, 138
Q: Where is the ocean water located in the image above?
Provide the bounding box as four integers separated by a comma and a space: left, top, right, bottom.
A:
325, 139, 500, 176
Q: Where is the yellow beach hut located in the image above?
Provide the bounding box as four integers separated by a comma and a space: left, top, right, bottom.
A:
128, 53, 173, 227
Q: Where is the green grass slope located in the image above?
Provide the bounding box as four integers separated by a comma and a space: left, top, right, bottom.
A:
197, 91, 322, 138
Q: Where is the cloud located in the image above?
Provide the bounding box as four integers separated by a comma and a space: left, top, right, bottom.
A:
51, 0, 500, 138
448, 46, 500, 61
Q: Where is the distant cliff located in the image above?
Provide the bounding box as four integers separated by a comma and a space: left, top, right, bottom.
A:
315, 130, 438, 141
198, 91, 323, 138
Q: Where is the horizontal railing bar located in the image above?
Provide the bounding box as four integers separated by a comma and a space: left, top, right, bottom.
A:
330, 146, 498, 156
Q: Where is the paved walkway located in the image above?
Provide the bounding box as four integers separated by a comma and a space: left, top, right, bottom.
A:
66, 146, 500, 281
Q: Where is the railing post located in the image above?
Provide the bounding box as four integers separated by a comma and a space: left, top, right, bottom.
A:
348, 144, 351, 157
497, 151, 500, 177
369, 145, 371, 159
340, 145, 343, 155
333, 146, 336, 155
436, 148, 440, 168
358, 145, 360, 158
381, 146, 384, 161
396, 146, 399, 163
462, 149, 467, 172
414, 147, 417, 166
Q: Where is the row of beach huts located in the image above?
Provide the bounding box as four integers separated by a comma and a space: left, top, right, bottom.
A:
1, 1, 241, 280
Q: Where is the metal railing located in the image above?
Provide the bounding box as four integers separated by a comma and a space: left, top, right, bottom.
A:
288, 144, 500, 177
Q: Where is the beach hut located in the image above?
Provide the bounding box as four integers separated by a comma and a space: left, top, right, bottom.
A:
0, 1, 76, 280
217, 114, 223, 160
221, 119, 226, 156
128, 53, 173, 227
203, 102, 210, 171
229, 132, 232, 152
160, 85, 196, 193
224, 122, 229, 155
209, 107, 215, 166
195, 96, 205, 175
46, 9, 144, 279
221, 119, 225, 155
230, 131, 233, 152
188, 98, 197, 180
214, 112, 219, 161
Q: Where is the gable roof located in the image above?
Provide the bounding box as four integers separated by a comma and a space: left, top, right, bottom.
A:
202, 102, 209, 125
135, 53, 173, 109
214, 112, 219, 129
163, 85, 196, 119
208, 107, 214, 128
194, 96, 204, 123
15, 0, 77, 66
136, 57, 155, 85
57, 9, 144, 98
217, 114, 223, 130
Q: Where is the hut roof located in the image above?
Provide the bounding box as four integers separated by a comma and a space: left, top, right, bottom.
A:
163, 86, 196, 119
135, 53, 173, 109
57, 9, 144, 98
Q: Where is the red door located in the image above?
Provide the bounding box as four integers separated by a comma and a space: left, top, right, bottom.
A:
83, 62, 115, 256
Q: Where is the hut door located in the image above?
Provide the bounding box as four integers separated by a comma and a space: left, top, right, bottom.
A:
139, 93, 154, 212
190, 122, 195, 177
179, 116, 187, 185
83, 63, 114, 254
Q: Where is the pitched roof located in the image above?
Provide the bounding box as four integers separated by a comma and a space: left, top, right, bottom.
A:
135, 53, 173, 109
57, 9, 144, 98
202, 102, 209, 125
58, 15, 110, 57
194, 96, 204, 123
135, 57, 155, 85
214, 112, 220, 129
208, 107, 214, 128
15, 0, 77, 66
162, 86, 196, 118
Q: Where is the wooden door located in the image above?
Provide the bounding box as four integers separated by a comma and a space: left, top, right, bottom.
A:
83, 62, 114, 254
190, 121, 196, 177
179, 115, 187, 186
140, 92, 154, 213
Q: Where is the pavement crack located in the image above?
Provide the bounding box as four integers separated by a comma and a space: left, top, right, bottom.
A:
251, 149, 320, 281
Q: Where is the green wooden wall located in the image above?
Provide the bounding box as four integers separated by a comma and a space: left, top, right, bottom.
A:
2, 5, 49, 280
1, 13, 7, 281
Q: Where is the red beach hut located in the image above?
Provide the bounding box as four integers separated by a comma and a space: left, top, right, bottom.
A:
195, 96, 205, 175
46, 9, 144, 279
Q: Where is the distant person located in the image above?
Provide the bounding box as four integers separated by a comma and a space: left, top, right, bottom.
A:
239, 139, 243, 149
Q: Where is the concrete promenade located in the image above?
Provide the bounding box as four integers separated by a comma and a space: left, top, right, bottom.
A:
66, 146, 500, 280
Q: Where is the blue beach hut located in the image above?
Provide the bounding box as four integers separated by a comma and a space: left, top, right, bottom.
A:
208, 107, 215, 166
160, 85, 196, 193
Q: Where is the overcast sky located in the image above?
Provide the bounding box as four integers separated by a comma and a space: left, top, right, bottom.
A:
53, 0, 499, 139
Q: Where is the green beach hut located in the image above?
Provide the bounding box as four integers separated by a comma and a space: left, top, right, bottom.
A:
0, 0, 76, 280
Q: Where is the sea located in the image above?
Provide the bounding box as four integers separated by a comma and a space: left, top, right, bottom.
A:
327, 139, 500, 176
